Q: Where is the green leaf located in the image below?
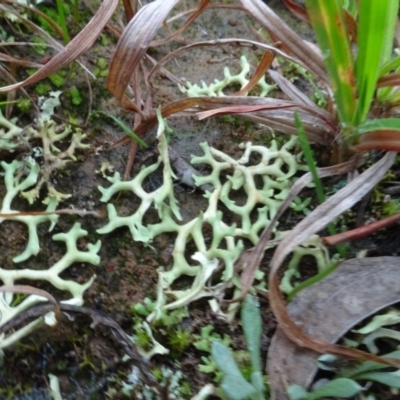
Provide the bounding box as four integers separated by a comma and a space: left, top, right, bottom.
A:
212, 341, 256, 400
354, 1, 395, 124
221, 375, 256, 400
211, 341, 244, 378
340, 350, 400, 378
305, 0, 356, 126
94, 110, 148, 148
353, 371, 400, 388
287, 384, 308, 400
241, 297, 262, 373
379, 54, 400, 77
250, 371, 266, 400
308, 378, 362, 399
357, 118, 400, 134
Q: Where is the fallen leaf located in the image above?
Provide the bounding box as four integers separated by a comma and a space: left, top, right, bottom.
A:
268, 257, 400, 400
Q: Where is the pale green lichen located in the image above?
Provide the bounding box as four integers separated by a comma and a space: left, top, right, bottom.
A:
0, 159, 58, 262
279, 233, 333, 294
0, 108, 23, 152
179, 55, 275, 97
98, 110, 308, 322
21, 119, 90, 204
0, 223, 101, 349
0, 112, 98, 350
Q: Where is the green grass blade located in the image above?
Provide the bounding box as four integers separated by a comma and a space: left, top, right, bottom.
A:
357, 117, 400, 134
94, 111, 148, 148
55, 0, 70, 44
354, 1, 395, 124
305, 0, 356, 127
295, 113, 346, 257
379, 54, 400, 78
287, 261, 340, 302
379, 0, 399, 66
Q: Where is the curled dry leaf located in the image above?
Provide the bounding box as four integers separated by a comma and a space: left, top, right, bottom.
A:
0, 0, 119, 93
107, 0, 180, 113
234, 50, 276, 96
240, 0, 328, 82
354, 130, 400, 152
267, 256, 400, 400
112, 96, 336, 148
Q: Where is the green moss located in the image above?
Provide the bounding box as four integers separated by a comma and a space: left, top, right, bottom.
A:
35, 82, 52, 95
135, 327, 153, 351
49, 72, 65, 88
31, 37, 47, 56
100, 33, 109, 46
17, 98, 32, 114
382, 199, 400, 216
27, 68, 38, 77
69, 86, 83, 106
167, 327, 192, 356
97, 57, 107, 70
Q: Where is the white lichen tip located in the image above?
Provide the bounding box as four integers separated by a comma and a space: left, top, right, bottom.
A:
179, 55, 275, 97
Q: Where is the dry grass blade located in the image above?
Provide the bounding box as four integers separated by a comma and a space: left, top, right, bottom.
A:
354, 131, 400, 151
268, 152, 400, 367
0, 285, 60, 318
107, 0, 179, 110
196, 99, 336, 142
282, 0, 309, 23
0, 64, 39, 114
112, 97, 335, 148
323, 212, 400, 246
0, 52, 44, 68
377, 73, 400, 88
234, 51, 276, 96
241, 0, 328, 82
268, 69, 318, 107
0, 0, 119, 93
122, 0, 135, 22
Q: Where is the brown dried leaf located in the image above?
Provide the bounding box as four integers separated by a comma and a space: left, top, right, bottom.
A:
268, 69, 318, 107
112, 96, 335, 148
234, 50, 276, 96
354, 131, 400, 152
268, 257, 400, 399
282, 0, 309, 24
0, 0, 118, 93
377, 73, 400, 88
107, 0, 179, 112
241, 0, 328, 82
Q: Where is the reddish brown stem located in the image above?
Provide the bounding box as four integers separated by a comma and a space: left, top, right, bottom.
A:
323, 212, 400, 246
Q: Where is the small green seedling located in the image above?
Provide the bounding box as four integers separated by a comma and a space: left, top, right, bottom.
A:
211, 296, 266, 400
288, 349, 400, 399
93, 110, 148, 148
287, 378, 363, 400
